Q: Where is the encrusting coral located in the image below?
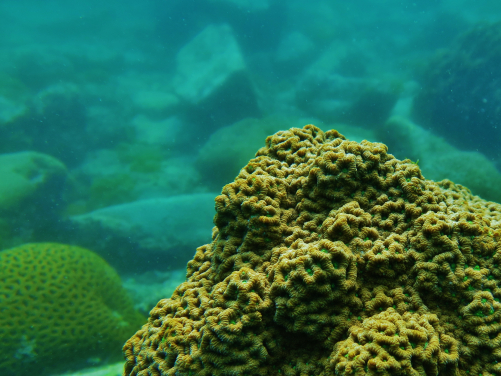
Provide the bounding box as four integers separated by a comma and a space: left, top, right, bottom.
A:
123, 125, 501, 376
0, 243, 145, 376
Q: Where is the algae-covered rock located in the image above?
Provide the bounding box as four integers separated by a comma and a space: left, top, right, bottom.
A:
0, 151, 67, 213
66, 148, 203, 214
0, 151, 67, 249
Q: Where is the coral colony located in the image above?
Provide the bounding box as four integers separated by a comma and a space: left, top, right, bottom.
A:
124, 125, 501, 376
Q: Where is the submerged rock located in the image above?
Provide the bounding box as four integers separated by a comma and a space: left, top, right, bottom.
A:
0, 151, 66, 213
174, 24, 245, 104
413, 22, 501, 167
65, 193, 217, 272
0, 151, 67, 249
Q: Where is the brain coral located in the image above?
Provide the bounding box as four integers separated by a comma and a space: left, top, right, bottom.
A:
0, 243, 144, 376
123, 125, 501, 376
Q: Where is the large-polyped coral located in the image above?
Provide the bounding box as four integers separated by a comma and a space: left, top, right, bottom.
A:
124, 125, 501, 376
0, 243, 144, 376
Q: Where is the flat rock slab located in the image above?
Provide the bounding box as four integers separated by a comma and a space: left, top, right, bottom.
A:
65, 193, 217, 272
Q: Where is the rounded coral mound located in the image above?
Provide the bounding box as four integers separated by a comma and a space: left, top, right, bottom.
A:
0, 243, 144, 376
124, 125, 501, 376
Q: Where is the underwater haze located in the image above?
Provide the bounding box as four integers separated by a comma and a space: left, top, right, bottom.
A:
1, 0, 501, 375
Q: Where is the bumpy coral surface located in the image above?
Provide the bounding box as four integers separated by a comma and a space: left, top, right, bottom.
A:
124, 125, 501, 376
0, 243, 144, 376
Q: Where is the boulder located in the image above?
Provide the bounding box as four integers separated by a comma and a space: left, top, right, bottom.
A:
0, 151, 67, 213
0, 151, 67, 249
174, 24, 245, 104
295, 43, 398, 126
173, 23, 260, 130
130, 115, 184, 147
64, 193, 217, 272
196, 116, 314, 189
413, 22, 501, 167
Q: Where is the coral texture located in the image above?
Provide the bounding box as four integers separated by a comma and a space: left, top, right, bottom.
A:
0, 243, 144, 376
124, 125, 501, 376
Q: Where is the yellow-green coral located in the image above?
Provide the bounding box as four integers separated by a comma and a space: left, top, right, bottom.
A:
330, 308, 458, 376
123, 125, 501, 376
0, 243, 144, 376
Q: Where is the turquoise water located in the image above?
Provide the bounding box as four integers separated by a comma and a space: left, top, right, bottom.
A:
1, 0, 501, 375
